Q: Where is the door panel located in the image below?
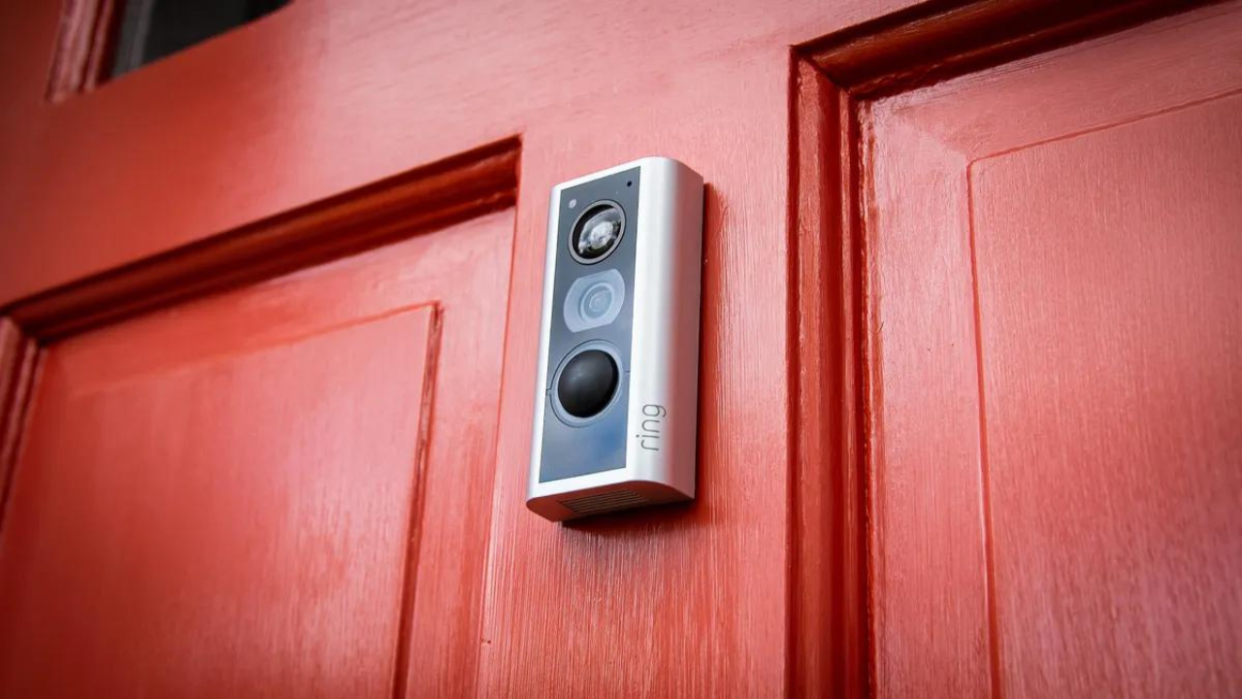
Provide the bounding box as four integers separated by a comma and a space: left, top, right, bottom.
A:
2, 307, 434, 698
863, 4, 1242, 696
975, 95, 1242, 698
0, 210, 514, 697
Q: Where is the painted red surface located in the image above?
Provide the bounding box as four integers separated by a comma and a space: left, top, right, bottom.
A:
0, 0, 1238, 696
3, 306, 436, 698
0, 212, 515, 696
864, 5, 1242, 697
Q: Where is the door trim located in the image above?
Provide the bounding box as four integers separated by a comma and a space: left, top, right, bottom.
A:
4, 137, 518, 341
0, 320, 38, 535
787, 1, 1220, 696
46, 0, 121, 101
802, 0, 1220, 98
0, 136, 519, 532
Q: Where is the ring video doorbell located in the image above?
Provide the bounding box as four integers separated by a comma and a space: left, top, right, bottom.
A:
528, 157, 704, 521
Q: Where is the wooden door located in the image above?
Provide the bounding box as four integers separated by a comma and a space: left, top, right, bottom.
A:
0, 1, 1238, 698
793, 2, 1242, 697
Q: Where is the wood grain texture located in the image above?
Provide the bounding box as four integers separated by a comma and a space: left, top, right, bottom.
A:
866, 87, 989, 699
802, 0, 1220, 97
1, 306, 436, 698
0, 209, 515, 697
6, 139, 519, 341
0, 0, 938, 306
789, 59, 870, 699
857, 3, 1242, 696
972, 95, 1242, 698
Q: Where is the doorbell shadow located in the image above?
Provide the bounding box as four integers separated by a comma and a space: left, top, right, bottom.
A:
527, 157, 706, 523
559, 496, 698, 534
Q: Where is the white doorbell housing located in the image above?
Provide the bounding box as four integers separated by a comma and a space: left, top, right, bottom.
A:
528, 157, 704, 521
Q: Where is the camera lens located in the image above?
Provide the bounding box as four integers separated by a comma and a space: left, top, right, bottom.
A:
570, 202, 624, 263
580, 283, 614, 320
556, 349, 619, 420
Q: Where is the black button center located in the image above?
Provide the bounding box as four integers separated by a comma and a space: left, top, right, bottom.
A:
556, 349, 619, 419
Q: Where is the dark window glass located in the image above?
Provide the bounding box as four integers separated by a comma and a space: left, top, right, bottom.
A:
110, 0, 289, 78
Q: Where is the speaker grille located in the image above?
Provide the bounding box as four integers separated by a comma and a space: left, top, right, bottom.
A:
560, 489, 649, 516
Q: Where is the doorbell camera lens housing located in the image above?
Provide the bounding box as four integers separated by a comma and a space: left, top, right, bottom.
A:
569, 201, 625, 263
528, 157, 704, 521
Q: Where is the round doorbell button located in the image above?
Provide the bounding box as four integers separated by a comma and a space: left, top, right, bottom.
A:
550, 341, 623, 425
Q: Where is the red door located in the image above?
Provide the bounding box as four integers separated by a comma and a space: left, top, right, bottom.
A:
1, 1, 1239, 697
